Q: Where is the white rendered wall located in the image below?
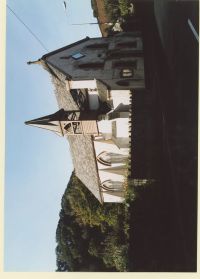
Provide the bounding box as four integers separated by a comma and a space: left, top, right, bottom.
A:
103, 192, 125, 203
98, 169, 125, 183
97, 118, 129, 147
110, 90, 130, 108
69, 79, 97, 89
94, 140, 129, 158
97, 120, 112, 139
93, 139, 128, 203
115, 118, 129, 138
94, 140, 128, 170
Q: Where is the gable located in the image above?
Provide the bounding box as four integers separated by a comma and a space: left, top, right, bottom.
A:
42, 37, 110, 80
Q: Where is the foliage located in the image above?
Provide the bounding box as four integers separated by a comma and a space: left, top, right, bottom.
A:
91, 0, 134, 21
104, 0, 121, 21
118, 0, 130, 16
55, 174, 162, 271
55, 171, 129, 272
91, 0, 98, 18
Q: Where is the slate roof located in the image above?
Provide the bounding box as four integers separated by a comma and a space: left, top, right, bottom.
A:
42, 37, 90, 60
43, 62, 103, 203
68, 135, 102, 202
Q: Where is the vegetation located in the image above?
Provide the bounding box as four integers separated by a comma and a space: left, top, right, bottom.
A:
91, 0, 133, 21
91, 0, 136, 36
55, 172, 131, 272
91, 0, 98, 18
104, 0, 121, 21
118, 0, 130, 16
55, 171, 177, 271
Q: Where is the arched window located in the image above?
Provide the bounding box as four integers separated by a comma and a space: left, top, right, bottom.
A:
100, 180, 124, 192
97, 151, 111, 166
97, 151, 128, 166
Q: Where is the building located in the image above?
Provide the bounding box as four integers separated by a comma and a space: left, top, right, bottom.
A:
25, 32, 145, 203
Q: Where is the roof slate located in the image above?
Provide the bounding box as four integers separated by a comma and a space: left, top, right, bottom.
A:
42, 37, 90, 60
68, 135, 102, 202
44, 63, 102, 203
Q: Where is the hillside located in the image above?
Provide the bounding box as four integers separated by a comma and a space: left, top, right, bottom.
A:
55, 172, 129, 271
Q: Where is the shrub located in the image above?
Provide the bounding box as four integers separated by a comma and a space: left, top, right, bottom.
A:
119, 0, 130, 16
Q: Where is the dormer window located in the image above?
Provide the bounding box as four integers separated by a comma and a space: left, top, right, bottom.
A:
71, 52, 85, 60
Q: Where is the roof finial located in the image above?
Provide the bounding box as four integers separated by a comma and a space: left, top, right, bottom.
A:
27, 59, 41, 65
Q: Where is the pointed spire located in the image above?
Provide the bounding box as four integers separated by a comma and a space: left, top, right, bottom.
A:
25, 109, 65, 136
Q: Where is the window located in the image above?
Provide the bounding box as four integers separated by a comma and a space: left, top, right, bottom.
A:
97, 151, 111, 166
107, 50, 139, 59
64, 121, 82, 134
121, 68, 133, 77
86, 43, 108, 49
101, 180, 124, 192
97, 150, 128, 166
101, 180, 115, 191
71, 52, 85, 60
117, 41, 137, 48
116, 80, 130, 86
71, 89, 87, 110
64, 123, 73, 134
72, 122, 82, 134
78, 62, 104, 69
114, 60, 137, 68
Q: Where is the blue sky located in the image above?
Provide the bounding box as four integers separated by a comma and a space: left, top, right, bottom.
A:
5, 0, 101, 272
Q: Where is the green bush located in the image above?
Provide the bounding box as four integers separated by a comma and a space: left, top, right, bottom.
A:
119, 0, 130, 16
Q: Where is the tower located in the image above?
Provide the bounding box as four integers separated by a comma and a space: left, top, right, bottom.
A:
25, 109, 99, 136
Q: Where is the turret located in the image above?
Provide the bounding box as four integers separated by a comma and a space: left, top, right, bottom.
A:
25, 109, 99, 136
